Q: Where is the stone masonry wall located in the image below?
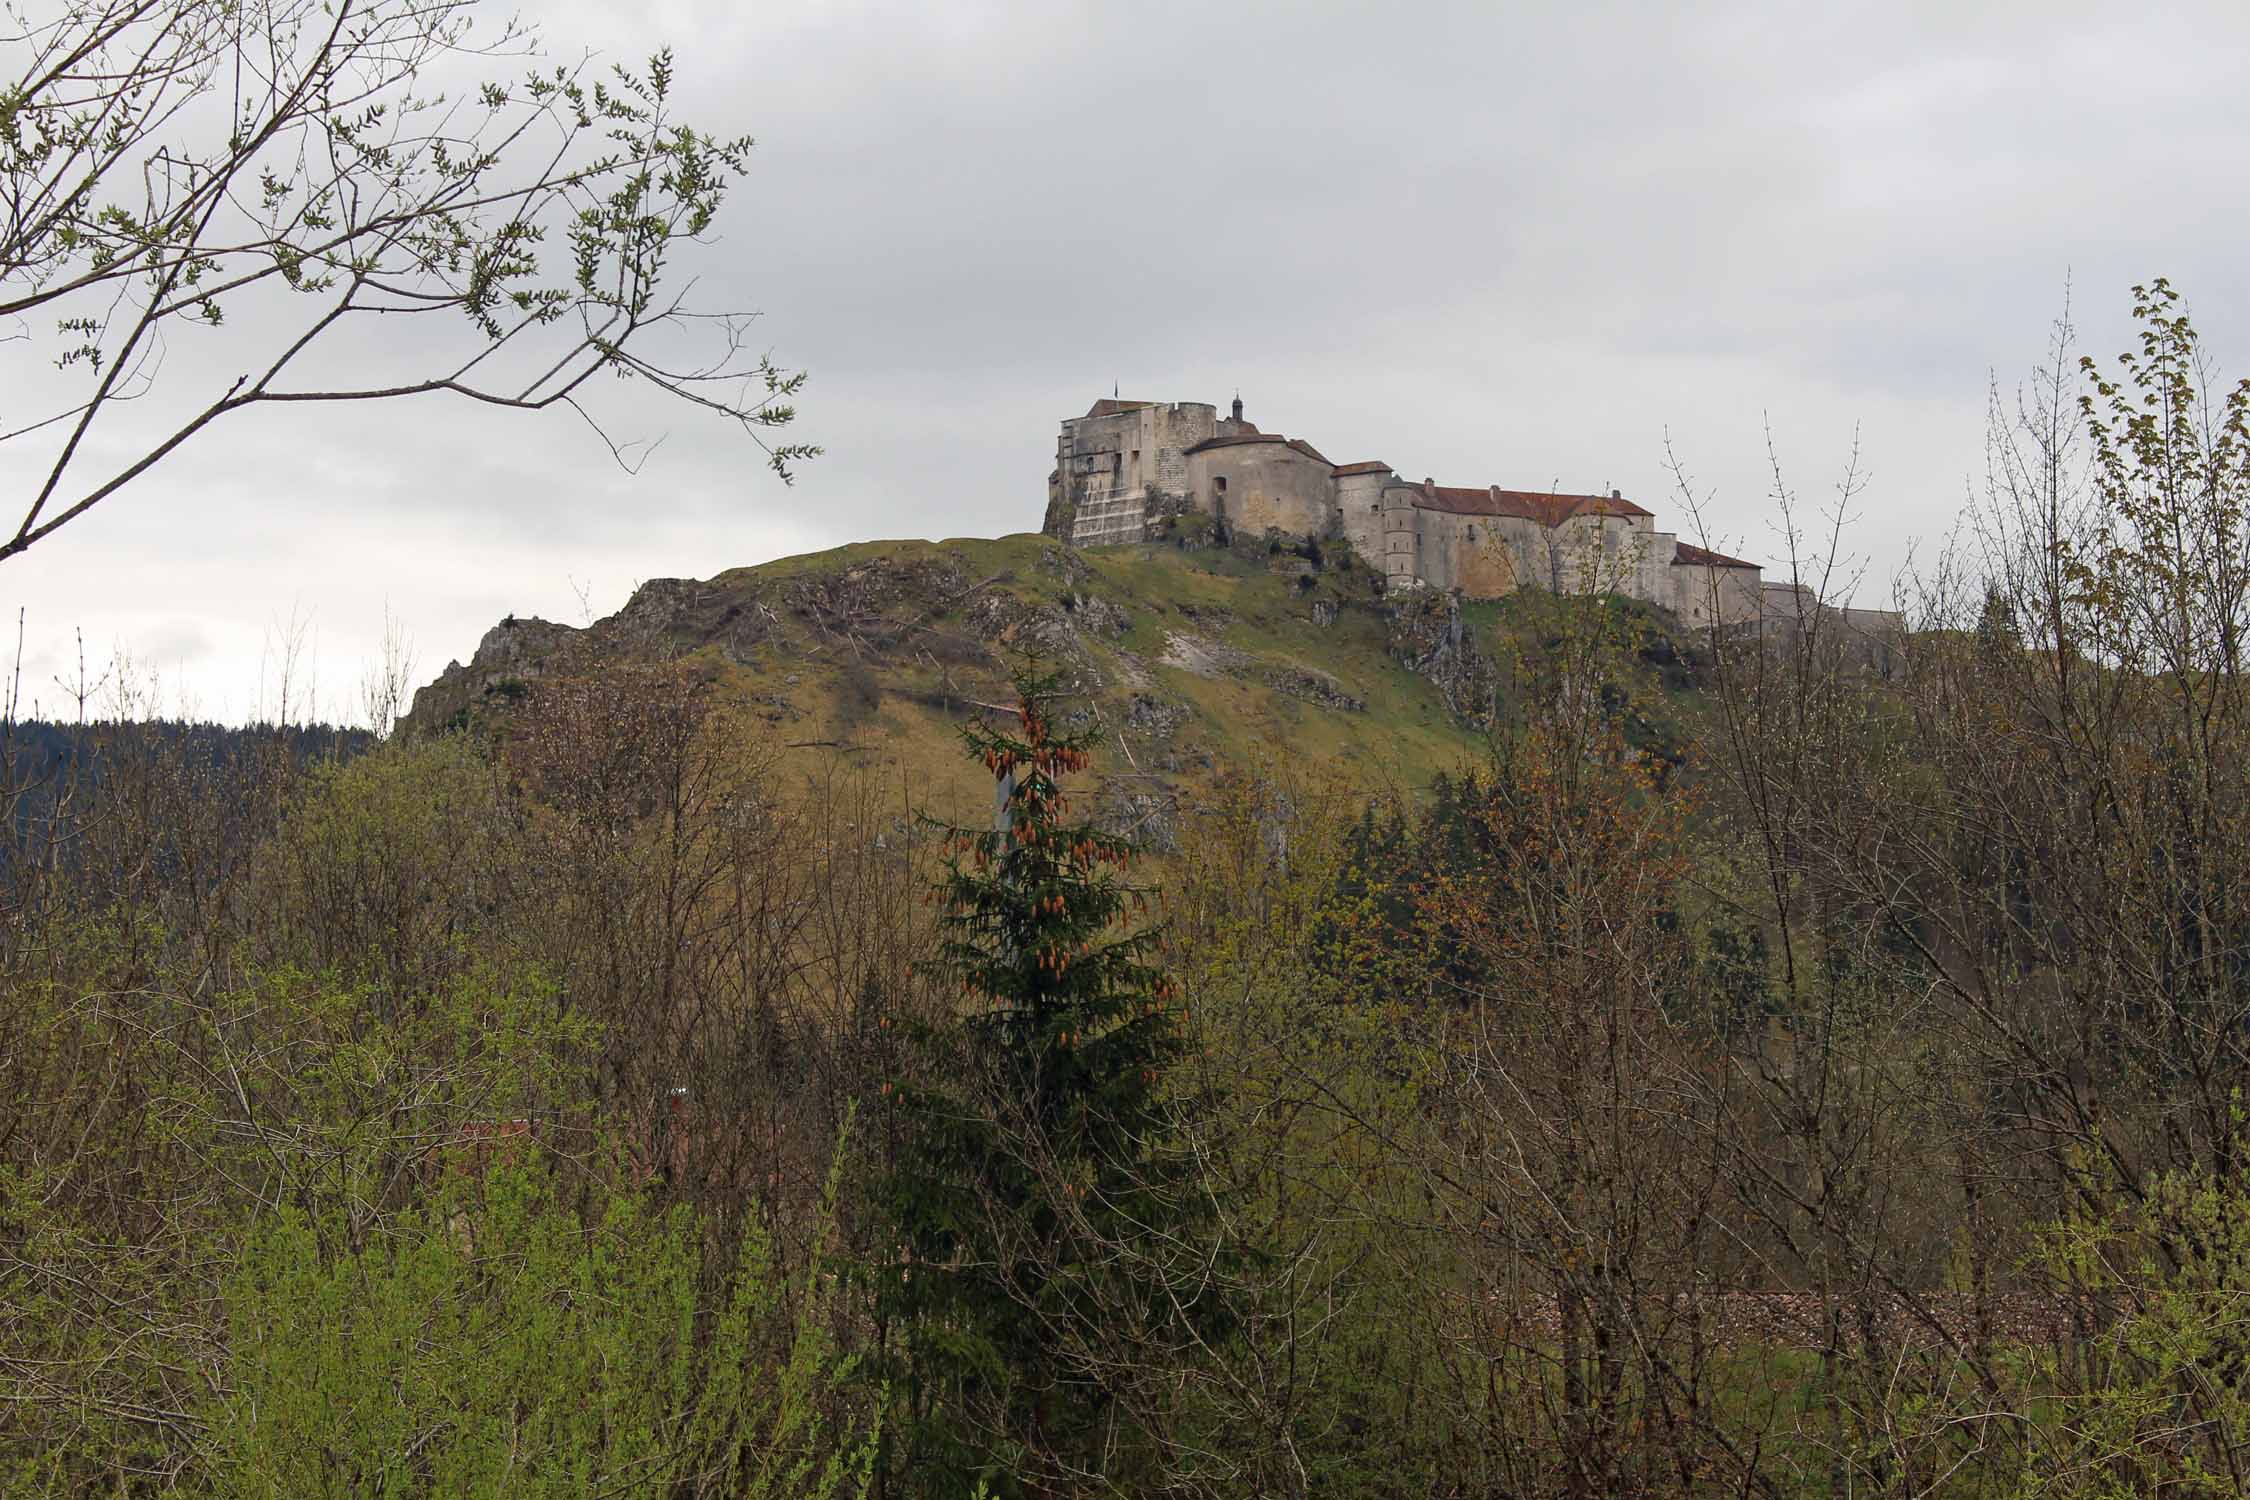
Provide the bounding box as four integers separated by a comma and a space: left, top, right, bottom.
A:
1382, 491, 1422, 589
1415, 509, 1521, 596
1047, 394, 1781, 629
1669, 561, 1764, 629
1185, 441, 1335, 539
1070, 490, 1150, 547
1151, 403, 1215, 496
1335, 471, 1390, 566
1055, 403, 1214, 548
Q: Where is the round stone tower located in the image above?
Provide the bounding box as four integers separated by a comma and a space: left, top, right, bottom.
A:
1383, 485, 1424, 590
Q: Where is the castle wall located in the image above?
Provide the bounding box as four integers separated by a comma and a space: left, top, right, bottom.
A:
1492, 515, 1557, 591
1381, 489, 1422, 590
1415, 509, 1522, 597
1637, 531, 1680, 604
1186, 441, 1336, 539
1760, 580, 1818, 629
1584, 514, 1628, 594
1549, 515, 1600, 592
1669, 561, 1763, 628
1070, 490, 1154, 547
1335, 470, 1398, 566
1055, 401, 1215, 545
1539, 513, 1646, 595
1044, 392, 1810, 634
1757, 582, 1903, 675
1057, 410, 1128, 500
1069, 402, 1215, 500
1149, 403, 1217, 495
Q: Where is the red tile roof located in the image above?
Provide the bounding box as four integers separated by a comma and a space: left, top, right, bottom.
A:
1416, 485, 1514, 517
1082, 398, 1152, 418
1516, 489, 1653, 524
1332, 460, 1394, 476
1673, 540, 1760, 570
1411, 485, 1653, 527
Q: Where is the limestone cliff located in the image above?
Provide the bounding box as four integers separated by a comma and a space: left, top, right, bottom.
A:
404, 530, 1709, 832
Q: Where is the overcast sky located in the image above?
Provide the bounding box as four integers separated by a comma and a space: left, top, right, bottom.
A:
7, 0, 2248, 723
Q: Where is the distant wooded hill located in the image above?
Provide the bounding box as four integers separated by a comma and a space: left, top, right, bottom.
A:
1, 719, 373, 886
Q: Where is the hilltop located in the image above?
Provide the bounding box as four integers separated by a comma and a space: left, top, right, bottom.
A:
403, 529, 1708, 831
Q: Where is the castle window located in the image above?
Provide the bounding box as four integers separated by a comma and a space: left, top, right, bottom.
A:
1467, 526, 1477, 543
1215, 476, 1228, 495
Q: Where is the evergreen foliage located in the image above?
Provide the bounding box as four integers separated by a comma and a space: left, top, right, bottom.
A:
883, 666, 1209, 1497
20, 278, 2250, 1500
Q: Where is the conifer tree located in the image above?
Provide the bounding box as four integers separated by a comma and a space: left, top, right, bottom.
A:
883, 665, 1204, 1498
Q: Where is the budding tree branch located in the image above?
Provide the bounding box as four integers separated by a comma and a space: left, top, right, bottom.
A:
0, 0, 817, 563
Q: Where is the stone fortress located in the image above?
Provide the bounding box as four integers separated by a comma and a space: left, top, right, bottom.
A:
1044, 394, 1831, 632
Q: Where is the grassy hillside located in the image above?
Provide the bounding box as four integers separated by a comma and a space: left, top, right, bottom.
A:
403, 530, 1704, 828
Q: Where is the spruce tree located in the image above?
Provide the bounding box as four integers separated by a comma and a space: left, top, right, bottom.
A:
883, 666, 1204, 1498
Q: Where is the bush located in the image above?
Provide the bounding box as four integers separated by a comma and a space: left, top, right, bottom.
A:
207, 1162, 876, 1500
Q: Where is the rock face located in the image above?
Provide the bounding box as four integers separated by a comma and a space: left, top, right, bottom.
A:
415, 616, 584, 725
403, 530, 1710, 824
1386, 591, 1500, 731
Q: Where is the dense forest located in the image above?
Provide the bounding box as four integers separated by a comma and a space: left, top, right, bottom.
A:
7, 289, 2250, 1498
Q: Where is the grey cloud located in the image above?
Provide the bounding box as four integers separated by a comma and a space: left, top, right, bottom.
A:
7, 0, 2250, 717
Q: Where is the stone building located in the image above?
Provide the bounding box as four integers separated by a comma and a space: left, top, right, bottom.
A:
1754, 579, 1907, 674
1047, 398, 1219, 547
1044, 394, 1770, 627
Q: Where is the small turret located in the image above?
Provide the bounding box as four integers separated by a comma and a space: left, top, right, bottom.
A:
1231, 393, 1245, 423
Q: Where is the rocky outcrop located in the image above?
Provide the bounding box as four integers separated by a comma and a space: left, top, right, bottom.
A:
1260, 663, 1365, 713
400, 533, 1555, 831
1386, 591, 1498, 730
410, 615, 585, 725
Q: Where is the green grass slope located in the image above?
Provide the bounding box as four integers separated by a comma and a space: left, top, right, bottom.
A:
403, 531, 1703, 828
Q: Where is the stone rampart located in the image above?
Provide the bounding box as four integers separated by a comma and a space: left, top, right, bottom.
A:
1070, 488, 1150, 547
1043, 394, 1828, 632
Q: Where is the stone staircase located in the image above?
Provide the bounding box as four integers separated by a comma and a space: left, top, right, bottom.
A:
1070, 487, 1148, 548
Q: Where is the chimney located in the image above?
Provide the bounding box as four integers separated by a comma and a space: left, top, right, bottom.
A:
1611, 487, 1622, 500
